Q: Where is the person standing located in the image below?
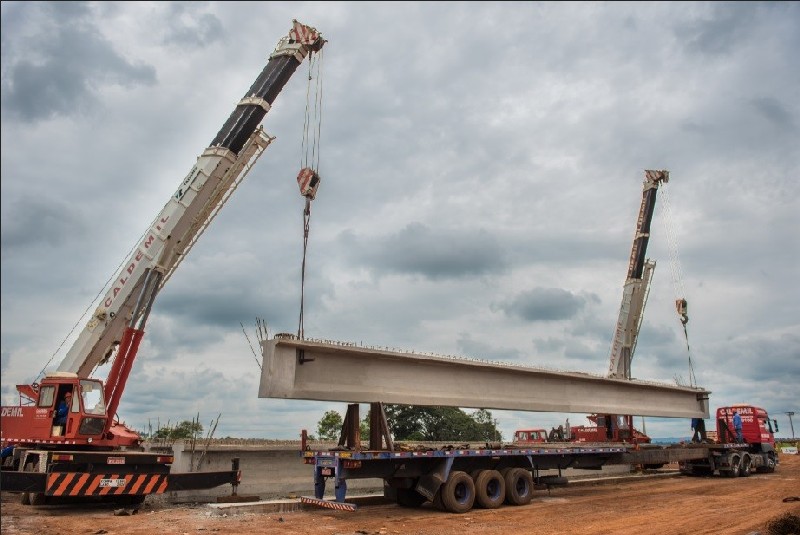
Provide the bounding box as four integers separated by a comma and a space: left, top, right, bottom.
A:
732, 410, 744, 443
691, 418, 705, 442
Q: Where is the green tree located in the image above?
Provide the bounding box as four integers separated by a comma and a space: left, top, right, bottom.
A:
317, 410, 343, 440
153, 420, 203, 439
384, 405, 502, 441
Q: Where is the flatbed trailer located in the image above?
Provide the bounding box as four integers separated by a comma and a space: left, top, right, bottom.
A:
299, 404, 779, 514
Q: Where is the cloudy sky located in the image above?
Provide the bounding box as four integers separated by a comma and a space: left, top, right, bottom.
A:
2, 2, 798, 442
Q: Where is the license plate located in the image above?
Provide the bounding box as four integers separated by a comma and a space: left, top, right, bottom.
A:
99, 478, 127, 488
320, 467, 334, 476
107, 457, 125, 465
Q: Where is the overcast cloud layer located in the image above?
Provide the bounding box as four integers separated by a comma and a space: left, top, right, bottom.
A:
2, 2, 798, 441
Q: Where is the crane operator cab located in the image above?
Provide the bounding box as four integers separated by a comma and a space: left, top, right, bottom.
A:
11, 373, 108, 441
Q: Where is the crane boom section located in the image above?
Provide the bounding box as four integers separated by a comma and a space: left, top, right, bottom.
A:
607, 170, 669, 379
56, 21, 325, 378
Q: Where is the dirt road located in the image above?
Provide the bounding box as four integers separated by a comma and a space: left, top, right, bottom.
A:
2, 455, 799, 535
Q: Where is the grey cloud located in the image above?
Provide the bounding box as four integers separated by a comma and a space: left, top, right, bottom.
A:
533, 337, 566, 355
708, 331, 800, 382
456, 334, 523, 363
339, 223, 509, 280
1, 2, 156, 122
163, 4, 224, 48
749, 96, 796, 131
677, 2, 759, 57
497, 288, 588, 322
1, 195, 85, 250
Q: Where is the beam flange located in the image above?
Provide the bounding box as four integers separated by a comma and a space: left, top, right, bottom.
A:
259, 336, 710, 418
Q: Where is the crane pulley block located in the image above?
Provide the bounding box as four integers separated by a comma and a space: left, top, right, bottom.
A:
297, 167, 321, 200
676, 298, 689, 325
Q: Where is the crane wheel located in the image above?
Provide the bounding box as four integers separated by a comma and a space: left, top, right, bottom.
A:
29, 492, 47, 506
20, 461, 36, 505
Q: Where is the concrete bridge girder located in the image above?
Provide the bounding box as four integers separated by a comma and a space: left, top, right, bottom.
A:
258, 337, 710, 419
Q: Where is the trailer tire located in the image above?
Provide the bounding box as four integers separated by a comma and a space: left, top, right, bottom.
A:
440, 471, 475, 514
723, 455, 741, 478
504, 467, 533, 506
756, 452, 777, 473
396, 488, 427, 508
474, 470, 505, 509
432, 488, 445, 510
740, 455, 752, 477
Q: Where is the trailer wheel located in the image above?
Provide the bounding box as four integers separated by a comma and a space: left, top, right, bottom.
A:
723, 455, 741, 478
474, 470, 505, 509
739, 455, 752, 477
504, 467, 533, 506
395, 488, 427, 508
432, 488, 445, 510
440, 471, 475, 514
757, 452, 776, 473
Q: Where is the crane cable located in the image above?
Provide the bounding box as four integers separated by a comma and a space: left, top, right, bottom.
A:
297, 48, 324, 340
659, 181, 697, 387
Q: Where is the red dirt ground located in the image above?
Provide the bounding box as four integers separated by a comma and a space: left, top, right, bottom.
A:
2, 455, 799, 535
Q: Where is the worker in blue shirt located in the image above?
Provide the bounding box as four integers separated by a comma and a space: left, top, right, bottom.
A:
732, 410, 744, 443
55, 391, 72, 427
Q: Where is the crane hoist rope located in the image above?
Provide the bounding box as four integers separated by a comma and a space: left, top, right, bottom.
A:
658, 180, 697, 387
296, 47, 324, 340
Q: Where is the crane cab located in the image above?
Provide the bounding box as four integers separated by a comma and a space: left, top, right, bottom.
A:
2, 373, 108, 446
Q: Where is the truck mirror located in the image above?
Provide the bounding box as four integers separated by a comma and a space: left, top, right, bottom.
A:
774, 419, 779, 432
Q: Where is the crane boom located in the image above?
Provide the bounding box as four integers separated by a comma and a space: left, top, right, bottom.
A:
56, 21, 325, 378
607, 169, 669, 379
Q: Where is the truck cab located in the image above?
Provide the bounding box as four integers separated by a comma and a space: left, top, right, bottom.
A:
716, 405, 777, 447
513, 428, 549, 444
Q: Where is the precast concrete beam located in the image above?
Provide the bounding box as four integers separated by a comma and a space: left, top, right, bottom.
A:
259, 336, 710, 418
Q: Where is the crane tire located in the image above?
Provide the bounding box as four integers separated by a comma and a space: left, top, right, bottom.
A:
20, 461, 36, 506
29, 492, 47, 506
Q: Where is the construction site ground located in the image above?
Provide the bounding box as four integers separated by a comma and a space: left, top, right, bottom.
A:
2, 454, 799, 535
